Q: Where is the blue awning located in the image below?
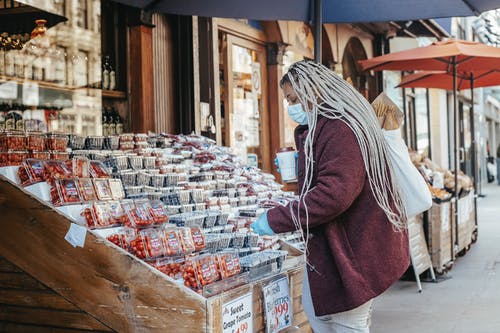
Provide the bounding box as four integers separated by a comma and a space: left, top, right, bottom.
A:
113, 0, 500, 23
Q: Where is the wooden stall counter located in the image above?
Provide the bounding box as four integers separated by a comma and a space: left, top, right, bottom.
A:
0, 175, 310, 332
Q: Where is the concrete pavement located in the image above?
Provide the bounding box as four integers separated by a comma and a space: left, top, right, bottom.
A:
371, 183, 500, 333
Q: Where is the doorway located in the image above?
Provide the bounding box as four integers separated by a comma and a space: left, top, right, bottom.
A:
219, 33, 270, 171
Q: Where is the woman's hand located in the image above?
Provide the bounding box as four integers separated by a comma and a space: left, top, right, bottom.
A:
250, 212, 275, 236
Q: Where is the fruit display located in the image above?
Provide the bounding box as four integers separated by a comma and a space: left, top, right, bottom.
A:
2, 132, 302, 297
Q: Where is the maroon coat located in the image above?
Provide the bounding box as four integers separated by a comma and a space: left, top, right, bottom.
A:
267, 116, 410, 316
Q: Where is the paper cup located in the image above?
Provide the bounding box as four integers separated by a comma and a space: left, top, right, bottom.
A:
276, 150, 297, 182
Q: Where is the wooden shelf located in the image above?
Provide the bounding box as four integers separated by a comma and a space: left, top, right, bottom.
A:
0, 75, 74, 93
101, 90, 127, 99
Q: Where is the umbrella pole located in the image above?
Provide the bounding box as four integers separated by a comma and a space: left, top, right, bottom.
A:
470, 76, 479, 234
313, 0, 322, 63
453, 58, 459, 250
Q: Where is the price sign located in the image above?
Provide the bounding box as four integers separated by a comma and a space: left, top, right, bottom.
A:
262, 276, 292, 333
222, 292, 253, 333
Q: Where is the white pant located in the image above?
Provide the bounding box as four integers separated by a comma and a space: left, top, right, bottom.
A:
302, 269, 374, 333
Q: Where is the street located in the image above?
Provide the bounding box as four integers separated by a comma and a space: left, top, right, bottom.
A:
372, 183, 500, 333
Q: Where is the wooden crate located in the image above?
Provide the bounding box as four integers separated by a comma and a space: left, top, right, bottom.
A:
456, 191, 475, 254
427, 202, 453, 274
0, 176, 310, 332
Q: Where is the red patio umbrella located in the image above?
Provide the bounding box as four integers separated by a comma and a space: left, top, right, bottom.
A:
397, 69, 500, 232
359, 39, 500, 247
396, 70, 500, 90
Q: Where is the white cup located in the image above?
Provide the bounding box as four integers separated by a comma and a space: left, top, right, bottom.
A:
276, 150, 297, 182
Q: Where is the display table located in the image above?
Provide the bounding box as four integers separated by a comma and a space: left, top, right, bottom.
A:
0, 176, 310, 332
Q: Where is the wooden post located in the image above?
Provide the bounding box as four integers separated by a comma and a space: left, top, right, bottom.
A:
266, 42, 288, 180
129, 24, 155, 133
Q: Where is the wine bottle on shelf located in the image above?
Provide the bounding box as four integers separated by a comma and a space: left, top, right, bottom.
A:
102, 56, 110, 90
115, 113, 123, 135
108, 108, 116, 135
109, 60, 116, 90
102, 107, 109, 136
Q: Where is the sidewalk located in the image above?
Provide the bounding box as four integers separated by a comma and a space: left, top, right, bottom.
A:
371, 183, 500, 333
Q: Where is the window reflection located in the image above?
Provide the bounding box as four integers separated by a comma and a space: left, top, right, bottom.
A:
0, 0, 102, 135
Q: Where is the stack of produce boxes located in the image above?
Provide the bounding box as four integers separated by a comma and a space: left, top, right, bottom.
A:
8, 132, 294, 295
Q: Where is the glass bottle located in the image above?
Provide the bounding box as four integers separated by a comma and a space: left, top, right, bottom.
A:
102, 107, 109, 136
108, 108, 116, 135
102, 56, 110, 90
109, 60, 116, 90
115, 111, 124, 135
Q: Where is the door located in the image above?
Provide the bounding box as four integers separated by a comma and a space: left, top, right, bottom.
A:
219, 34, 270, 172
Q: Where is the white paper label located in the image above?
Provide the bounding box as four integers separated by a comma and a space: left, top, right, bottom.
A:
64, 223, 87, 248
263, 276, 293, 333
222, 292, 253, 333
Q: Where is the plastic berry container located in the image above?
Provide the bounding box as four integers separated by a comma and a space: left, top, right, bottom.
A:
189, 227, 205, 252
1, 131, 26, 150
26, 132, 46, 151
150, 174, 166, 188
77, 178, 97, 202
230, 233, 247, 249
162, 228, 183, 256
82, 202, 111, 229
118, 170, 138, 187
130, 229, 166, 259
90, 161, 111, 178
108, 178, 125, 200
69, 135, 86, 150
47, 133, 68, 152
151, 256, 185, 280
204, 210, 219, 228
85, 136, 104, 150
18, 159, 45, 186
49, 151, 69, 161
107, 201, 128, 225
42, 160, 73, 182
72, 156, 90, 178
143, 156, 156, 170
89, 178, 111, 200
122, 199, 154, 228
51, 178, 81, 206
0, 150, 27, 167
105, 227, 136, 251
136, 171, 152, 186
192, 254, 220, 287
216, 251, 241, 279
146, 200, 168, 225
29, 151, 50, 159
178, 227, 196, 254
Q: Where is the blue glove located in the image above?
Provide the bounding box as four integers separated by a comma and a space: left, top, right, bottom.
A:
250, 212, 275, 236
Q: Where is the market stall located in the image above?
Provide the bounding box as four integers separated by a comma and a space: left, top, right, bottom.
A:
0, 131, 310, 332
409, 150, 476, 273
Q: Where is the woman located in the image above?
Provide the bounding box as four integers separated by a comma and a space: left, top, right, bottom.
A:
251, 61, 409, 332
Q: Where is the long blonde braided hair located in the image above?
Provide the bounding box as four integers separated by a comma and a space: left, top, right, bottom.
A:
281, 61, 407, 248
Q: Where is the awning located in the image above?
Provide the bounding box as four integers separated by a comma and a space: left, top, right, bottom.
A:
112, 0, 500, 23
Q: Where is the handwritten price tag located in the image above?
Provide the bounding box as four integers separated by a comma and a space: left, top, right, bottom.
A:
262, 276, 292, 333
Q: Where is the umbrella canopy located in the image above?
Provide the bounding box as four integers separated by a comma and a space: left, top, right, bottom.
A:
113, 0, 500, 23
360, 39, 500, 72
397, 70, 500, 90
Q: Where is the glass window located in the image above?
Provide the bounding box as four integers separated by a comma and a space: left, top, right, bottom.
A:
415, 88, 429, 155
0, 0, 102, 135
77, 0, 88, 29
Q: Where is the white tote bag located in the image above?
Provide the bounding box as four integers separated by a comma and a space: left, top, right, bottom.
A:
382, 129, 432, 217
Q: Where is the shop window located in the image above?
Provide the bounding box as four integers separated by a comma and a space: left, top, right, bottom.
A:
415, 88, 429, 155
73, 50, 89, 87
77, 0, 88, 29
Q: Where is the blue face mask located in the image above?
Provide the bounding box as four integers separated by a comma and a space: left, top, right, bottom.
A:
287, 103, 308, 125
